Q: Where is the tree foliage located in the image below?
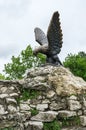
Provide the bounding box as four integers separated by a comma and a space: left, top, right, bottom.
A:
0, 73, 5, 80
2, 45, 86, 81
3, 45, 46, 80
63, 51, 86, 81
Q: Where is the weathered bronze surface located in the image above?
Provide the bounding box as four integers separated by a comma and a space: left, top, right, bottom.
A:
34, 11, 63, 65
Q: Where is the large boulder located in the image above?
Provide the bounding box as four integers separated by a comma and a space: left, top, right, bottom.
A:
22, 65, 86, 96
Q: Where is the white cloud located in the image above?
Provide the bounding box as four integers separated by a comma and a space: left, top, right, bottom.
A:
0, 0, 86, 73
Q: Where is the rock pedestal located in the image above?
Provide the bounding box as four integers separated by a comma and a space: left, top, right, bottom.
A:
0, 65, 86, 130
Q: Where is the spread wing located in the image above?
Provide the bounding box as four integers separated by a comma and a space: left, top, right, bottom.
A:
47, 11, 63, 55
34, 27, 48, 45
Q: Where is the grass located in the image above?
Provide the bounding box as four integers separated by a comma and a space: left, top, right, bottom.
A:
30, 108, 39, 116
17, 88, 40, 103
43, 116, 81, 130
43, 120, 61, 130
61, 116, 81, 127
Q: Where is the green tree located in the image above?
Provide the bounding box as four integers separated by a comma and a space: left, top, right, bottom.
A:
63, 51, 86, 81
0, 73, 5, 80
4, 45, 46, 80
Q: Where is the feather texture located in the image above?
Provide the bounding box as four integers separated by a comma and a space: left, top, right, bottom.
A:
47, 11, 63, 55
34, 11, 63, 65
34, 27, 48, 45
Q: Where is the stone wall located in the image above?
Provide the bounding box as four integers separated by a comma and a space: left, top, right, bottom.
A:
1, 66, 86, 130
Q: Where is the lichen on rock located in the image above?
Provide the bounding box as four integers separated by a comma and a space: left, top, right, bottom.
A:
23, 65, 86, 96
0, 65, 86, 130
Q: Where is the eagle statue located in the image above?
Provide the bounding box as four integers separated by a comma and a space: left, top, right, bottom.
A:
33, 11, 63, 65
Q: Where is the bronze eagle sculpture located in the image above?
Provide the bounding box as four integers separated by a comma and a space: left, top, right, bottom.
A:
33, 11, 63, 65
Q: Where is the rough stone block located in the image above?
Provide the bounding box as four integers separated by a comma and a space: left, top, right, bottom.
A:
36, 104, 48, 111
17, 111, 31, 121
83, 97, 86, 109
80, 116, 86, 126
0, 87, 8, 93
49, 101, 66, 110
0, 105, 8, 115
20, 99, 30, 104
68, 100, 81, 110
68, 95, 77, 100
0, 94, 9, 99
77, 110, 82, 116
42, 99, 50, 104
27, 121, 43, 130
6, 98, 17, 104
9, 93, 19, 97
8, 105, 17, 113
58, 110, 76, 118
46, 90, 55, 98
20, 104, 30, 111
31, 111, 58, 122
83, 110, 86, 115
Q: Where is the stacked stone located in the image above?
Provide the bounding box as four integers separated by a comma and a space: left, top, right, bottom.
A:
1, 66, 86, 130
19, 91, 86, 130
0, 80, 20, 128
21, 66, 86, 129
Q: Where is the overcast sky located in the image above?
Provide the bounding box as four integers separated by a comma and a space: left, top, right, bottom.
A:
0, 0, 86, 73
